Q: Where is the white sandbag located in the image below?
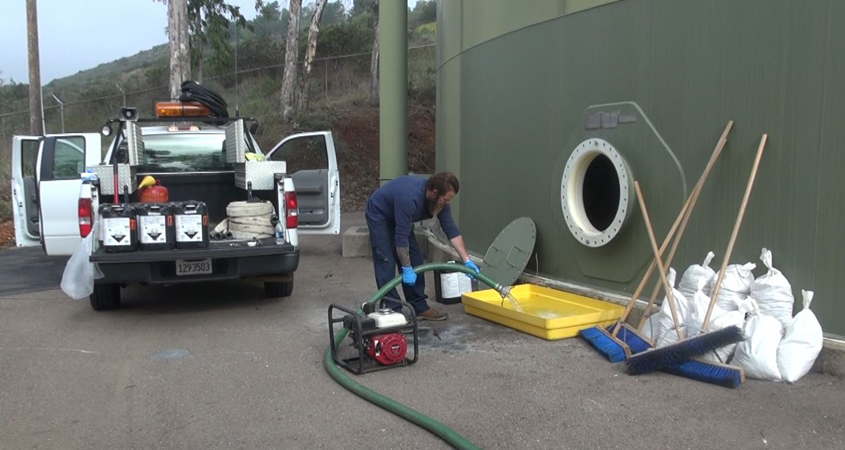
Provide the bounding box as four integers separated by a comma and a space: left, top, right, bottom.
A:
60, 223, 104, 300
733, 308, 783, 382
751, 248, 795, 329
655, 324, 690, 348
777, 290, 823, 383
640, 313, 660, 342
687, 291, 752, 363
706, 262, 756, 311
678, 251, 716, 300
651, 268, 692, 347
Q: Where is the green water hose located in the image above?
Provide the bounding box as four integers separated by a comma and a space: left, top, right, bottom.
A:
323, 262, 509, 450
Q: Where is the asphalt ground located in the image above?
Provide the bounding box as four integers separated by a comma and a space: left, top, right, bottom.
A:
1, 213, 843, 449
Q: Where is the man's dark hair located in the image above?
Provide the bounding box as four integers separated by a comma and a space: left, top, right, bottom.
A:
426, 172, 460, 196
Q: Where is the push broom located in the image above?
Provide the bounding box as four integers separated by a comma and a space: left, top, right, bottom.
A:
580, 121, 734, 362
624, 182, 742, 375
661, 136, 769, 387
637, 122, 734, 332
626, 134, 768, 376
634, 180, 745, 388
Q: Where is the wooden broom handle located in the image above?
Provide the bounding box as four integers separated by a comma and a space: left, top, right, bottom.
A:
702, 134, 768, 331
611, 193, 691, 337
635, 182, 684, 341
637, 120, 734, 330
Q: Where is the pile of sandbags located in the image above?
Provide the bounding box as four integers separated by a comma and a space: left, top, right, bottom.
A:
641, 249, 824, 383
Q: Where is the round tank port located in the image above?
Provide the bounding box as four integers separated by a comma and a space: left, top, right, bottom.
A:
561, 138, 633, 247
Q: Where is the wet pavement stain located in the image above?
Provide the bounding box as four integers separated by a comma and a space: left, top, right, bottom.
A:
152, 348, 190, 360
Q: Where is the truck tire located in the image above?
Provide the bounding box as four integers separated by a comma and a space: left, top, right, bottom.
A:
265, 279, 294, 298
90, 284, 121, 311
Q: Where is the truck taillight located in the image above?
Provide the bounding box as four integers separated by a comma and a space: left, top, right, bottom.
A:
285, 191, 298, 228
78, 198, 93, 237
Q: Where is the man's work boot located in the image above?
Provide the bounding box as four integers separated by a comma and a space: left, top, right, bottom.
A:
418, 308, 448, 321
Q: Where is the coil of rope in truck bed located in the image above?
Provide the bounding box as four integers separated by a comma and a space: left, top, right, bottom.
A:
225, 201, 275, 239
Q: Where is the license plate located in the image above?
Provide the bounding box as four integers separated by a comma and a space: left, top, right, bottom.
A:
175, 259, 212, 276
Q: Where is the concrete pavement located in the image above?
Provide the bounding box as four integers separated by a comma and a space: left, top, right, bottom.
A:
1, 214, 843, 449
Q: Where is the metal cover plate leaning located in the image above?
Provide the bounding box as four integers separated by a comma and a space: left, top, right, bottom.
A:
480, 217, 536, 287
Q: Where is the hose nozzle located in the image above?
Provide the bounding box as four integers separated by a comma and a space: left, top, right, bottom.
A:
497, 285, 512, 298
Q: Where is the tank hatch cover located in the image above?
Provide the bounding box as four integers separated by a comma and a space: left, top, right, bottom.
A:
480, 217, 537, 287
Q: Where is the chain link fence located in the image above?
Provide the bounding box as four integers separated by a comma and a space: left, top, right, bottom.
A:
0, 44, 436, 221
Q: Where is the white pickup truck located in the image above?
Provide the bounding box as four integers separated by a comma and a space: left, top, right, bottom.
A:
11, 106, 340, 310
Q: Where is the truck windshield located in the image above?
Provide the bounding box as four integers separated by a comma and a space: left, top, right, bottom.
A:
138, 133, 227, 172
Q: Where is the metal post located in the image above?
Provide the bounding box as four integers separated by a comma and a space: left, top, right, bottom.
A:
51, 93, 64, 133
378, 0, 408, 184
324, 58, 328, 102
115, 84, 126, 106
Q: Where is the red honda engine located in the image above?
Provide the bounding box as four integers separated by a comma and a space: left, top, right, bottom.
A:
365, 333, 408, 366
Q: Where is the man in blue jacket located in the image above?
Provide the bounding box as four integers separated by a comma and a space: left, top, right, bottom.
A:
365, 172, 480, 321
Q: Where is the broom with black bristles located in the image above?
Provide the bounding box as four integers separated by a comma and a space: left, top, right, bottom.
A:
636, 123, 733, 334
626, 134, 768, 378
630, 183, 745, 388
581, 121, 734, 363
624, 184, 740, 375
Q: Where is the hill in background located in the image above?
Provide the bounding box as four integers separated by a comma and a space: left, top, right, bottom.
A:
0, 1, 438, 234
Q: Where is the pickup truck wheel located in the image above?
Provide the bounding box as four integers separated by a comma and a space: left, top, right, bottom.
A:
264, 279, 293, 298
90, 284, 121, 311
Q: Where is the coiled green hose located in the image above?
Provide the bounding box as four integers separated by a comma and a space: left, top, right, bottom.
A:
323, 262, 508, 450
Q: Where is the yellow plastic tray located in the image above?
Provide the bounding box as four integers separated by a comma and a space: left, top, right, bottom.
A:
461, 284, 625, 340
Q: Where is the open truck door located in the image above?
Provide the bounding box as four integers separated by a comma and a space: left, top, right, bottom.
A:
267, 131, 341, 235
12, 133, 101, 255
11, 136, 42, 248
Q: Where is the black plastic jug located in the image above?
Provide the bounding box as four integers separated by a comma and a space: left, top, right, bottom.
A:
99, 204, 138, 253
135, 203, 176, 251
172, 201, 209, 249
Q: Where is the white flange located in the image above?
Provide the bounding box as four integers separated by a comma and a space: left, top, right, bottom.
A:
560, 138, 633, 247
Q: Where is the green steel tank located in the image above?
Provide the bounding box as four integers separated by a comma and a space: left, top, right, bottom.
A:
435, 0, 845, 337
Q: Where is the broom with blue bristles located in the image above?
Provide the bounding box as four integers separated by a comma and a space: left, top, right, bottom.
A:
626, 134, 768, 382
580, 201, 687, 362
581, 121, 734, 362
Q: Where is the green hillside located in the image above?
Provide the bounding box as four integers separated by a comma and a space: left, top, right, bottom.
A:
0, 1, 438, 228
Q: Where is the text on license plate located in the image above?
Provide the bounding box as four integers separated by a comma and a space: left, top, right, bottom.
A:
176, 259, 213, 276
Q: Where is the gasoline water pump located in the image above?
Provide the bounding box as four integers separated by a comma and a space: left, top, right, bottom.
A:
328, 299, 419, 375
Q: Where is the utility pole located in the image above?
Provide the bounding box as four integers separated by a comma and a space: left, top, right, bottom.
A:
115, 84, 126, 106
26, 0, 44, 135
168, 0, 191, 99
51, 93, 64, 133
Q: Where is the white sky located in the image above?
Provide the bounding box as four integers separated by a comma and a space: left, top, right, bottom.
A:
1, 0, 418, 85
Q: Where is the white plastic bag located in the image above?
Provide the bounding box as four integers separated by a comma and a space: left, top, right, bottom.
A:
60, 223, 104, 300
777, 290, 823, 383
706, 262, 756, 311
752, 248, 795, 329
733, 306, 783, 382
678, 251, 716, 301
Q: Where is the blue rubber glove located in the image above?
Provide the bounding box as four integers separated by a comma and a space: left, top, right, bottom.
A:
464, 259, 481, 279
401, 266, 417, 285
